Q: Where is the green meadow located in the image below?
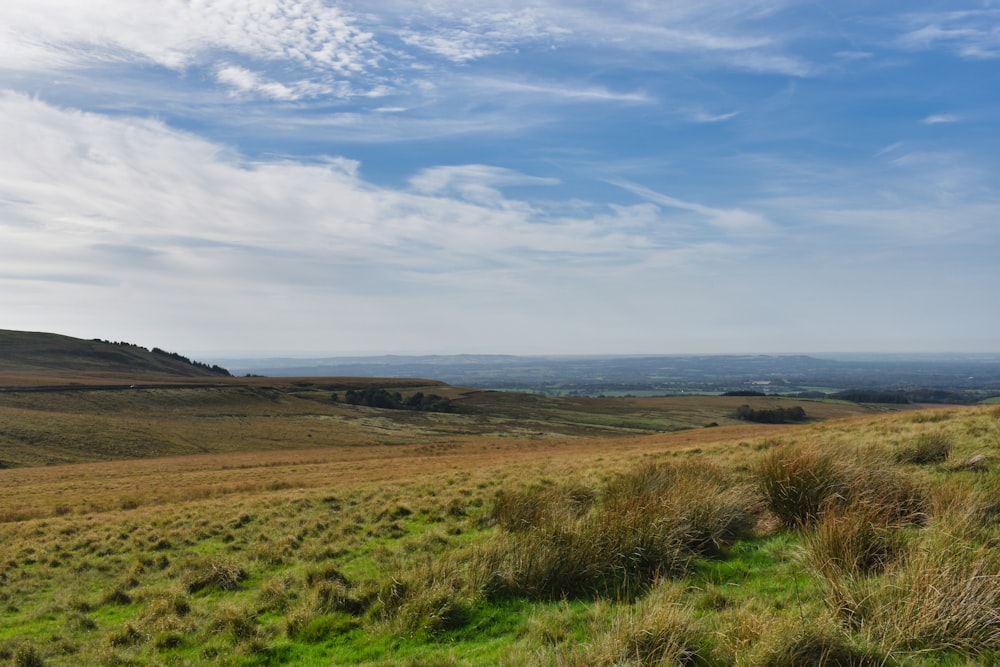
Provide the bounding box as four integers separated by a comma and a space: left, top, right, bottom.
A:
2, 389, 998, 665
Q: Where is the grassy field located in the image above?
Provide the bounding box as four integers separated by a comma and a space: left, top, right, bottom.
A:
0, 377, 879, 468
2, 396, 999, 665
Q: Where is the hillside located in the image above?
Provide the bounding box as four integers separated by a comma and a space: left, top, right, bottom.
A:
0, 329, 230, 381
0, 377, 879, 467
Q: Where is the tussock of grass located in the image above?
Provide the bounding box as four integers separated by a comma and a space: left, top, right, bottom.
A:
182, 557, 248, 594
136, 587, 190, 635
755, 444, 925, 529
558, 584, 706, 666
745, 616, 881, 667
804, 496, 912, 581
929, 481, 1000, 537
841, 532, 1000, 656
209, 602, 261, 644
895, 432, 952, 464
11, 643, 48, 667
491, 483, 595, 531
473, 461, 761, 600
754, 445, 847, 527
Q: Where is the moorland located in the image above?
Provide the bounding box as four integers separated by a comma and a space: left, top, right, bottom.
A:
1, 331, 998, 666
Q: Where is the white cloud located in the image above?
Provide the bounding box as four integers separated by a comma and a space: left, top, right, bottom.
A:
874, 141, 904, 157
611, 180, 774, 234
215, 65, 344, 100
922, 113, 960, 125
381, 0, 810, 74
1, 91, 788, 357
0, 0, 814, 117
467, 77, 653, 104
2, 4, 996, 354
0, 0, 377, 74
409, 165, 559, 207
0, 92, 744, 294
691, 110, 741, 123
399, 28, 507, 63
395, 7, 555, 62
897, 10, 1000, 59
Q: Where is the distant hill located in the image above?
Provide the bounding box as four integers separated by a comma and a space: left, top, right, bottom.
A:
0, 329, 230, 378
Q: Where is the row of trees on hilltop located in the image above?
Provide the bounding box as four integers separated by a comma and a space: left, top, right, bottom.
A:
335, 388, 452, 412
150, 347, 231, 376
91, 339, 231, 376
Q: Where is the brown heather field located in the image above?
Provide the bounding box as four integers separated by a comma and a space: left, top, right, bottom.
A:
0, 373, 878, 468
1, 377, 998, 666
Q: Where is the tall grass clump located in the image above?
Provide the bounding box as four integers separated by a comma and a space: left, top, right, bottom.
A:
557, 583, 707, 666
473, 461, 761, 601
754, 445, 848, 527
745, 615, 881, 667
11, 643, 48, 667
182, 557, 248, 594
491, 483, 595, 531
837, 531, 1000, 656
365, 552, 476, 636
604, 462, 762, 558
755, 444, 925, 529
805, 497, 912, 579
895, 432, 952, 465
803, 497, 915, 620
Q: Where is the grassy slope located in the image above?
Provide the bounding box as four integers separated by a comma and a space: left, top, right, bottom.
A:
0, 405, 997, 666
0, 329, 225, 380
0, 377, 878, 467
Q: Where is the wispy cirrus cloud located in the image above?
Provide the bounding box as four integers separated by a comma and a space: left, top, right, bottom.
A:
385, 0, 811, 75
690, 110, 741, 123
922, 113, 960, 125
409, 165, 559, 206
897, 9, 1000, 59
465, 77, 653, 104
874, 142, 905, 157
611, 180, 773, 234
0, 92, 741, 288
215, 65, 345, 101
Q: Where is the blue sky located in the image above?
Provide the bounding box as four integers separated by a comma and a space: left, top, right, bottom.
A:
1, 1, 998, 356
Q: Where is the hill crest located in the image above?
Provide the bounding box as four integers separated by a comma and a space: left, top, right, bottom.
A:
0, 329, 230, 379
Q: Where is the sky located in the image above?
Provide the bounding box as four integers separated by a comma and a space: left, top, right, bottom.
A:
1, 1, 998, 357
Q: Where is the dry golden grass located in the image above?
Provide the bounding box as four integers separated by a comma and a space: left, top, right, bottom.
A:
0, 375, 880, 469
1, 399, 997, 665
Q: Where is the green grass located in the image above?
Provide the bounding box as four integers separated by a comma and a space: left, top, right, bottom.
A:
0, 382, 877, 468
1, 405, 999, 664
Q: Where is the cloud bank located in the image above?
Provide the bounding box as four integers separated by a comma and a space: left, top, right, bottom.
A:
0, 1, 997, 354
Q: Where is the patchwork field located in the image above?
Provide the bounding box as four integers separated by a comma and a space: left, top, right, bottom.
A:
2, 388, 998, 665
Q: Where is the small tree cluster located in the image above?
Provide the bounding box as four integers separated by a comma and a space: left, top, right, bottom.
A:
735, 404, 807, 424
339, 388, 452, 412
